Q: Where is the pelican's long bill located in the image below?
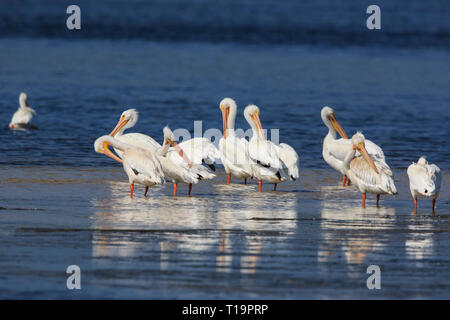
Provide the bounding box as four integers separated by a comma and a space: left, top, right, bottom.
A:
172, 142, 193, 168
328, 113, 348, 139
101, 141, 123, 163
109, 115, 129, 137
356, 142, 379, 174
250, 110, 265, 140
221, 105, 230, 139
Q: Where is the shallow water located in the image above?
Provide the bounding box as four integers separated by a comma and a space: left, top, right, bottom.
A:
0, 166, 449, 299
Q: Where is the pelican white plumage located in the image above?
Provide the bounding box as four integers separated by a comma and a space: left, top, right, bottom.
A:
161, 126, 215, 196
9, 92, 36, 130
94, 135, 165, 198
342, 132, 397, 208
219, 98, 254, 184
407, 157, 441, 213
109, 108, 220, 172
244, 104, 299, 192
321, 106, 387, 186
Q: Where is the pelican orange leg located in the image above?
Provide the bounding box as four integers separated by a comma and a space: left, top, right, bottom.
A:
258, 180, 262, 192
273, 183, 277, 191
414, 197, 418, 214
432, 199, 436, 214
144, 186, 149, 197
173, 183, 177, 197
188, 183, 192, 196
227, 174, 231, 184
376, 194, 380, 207
244, 178, 247, 185
342, 175, 347, 187
361, 193, 366, 208
130, 184, 134, 199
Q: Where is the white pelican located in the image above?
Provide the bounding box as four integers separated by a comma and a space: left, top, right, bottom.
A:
160, 126, 215, 196
109, 109, 160, 157
219, 98, 254, 184
244, 104, 299, 192
109, 108, 220, 172
321, 106, 387, 186
407, 156, 441, 213
94, 135, 165, 198
342, 132, 397, 208
9, 92, 36, 129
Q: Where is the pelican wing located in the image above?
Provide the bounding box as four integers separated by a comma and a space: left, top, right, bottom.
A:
158, 155, 199, 184
326, 138, 353, 163
118, 133, 161, 153
365, 139, 386, 162
277, 143, 300, 180
350, 157, 396, 194
178, 137, 221, 165
248, 139, 282, 169
125, 148, 165, 185
407, 162, 441, 194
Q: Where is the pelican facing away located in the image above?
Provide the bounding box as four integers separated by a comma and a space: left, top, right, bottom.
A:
342, 133, 397, 208
94, 135, 165, 198
321, 106, 387, 186
9, 92, 36, 129
244, 104, 299, 192
109, 108, 220, 172
407, 157, 441, 213
219, 98, 254, 184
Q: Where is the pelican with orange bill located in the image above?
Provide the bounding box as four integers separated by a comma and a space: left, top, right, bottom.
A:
342, 132, 397, 208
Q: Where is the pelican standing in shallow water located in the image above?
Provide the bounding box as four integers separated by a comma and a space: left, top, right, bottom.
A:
342, 133, 397, 208
94, 135, 165, 198
109, 108, 220, 172
219, 98, 254, 184
9, 92, 36, 129
160, 127, 215, 197
244, 104, 299, 192
321, 106, 387, 186
407, 157, 441, 213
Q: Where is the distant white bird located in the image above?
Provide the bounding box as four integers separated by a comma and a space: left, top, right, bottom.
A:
94, 135, 165, 198
9, 92, 36, 129
160, 126, 215, 197
109, 108, 220, 173
321, 106, 387, 186
407, 157, 441, 213
342, 133, 397, 208
219, 98, 254, 184
244, 104, 299, 192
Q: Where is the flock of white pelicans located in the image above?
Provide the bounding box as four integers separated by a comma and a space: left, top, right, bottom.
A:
10, 93, 442, 212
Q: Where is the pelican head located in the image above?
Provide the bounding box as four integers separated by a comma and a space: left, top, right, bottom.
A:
94, 135, 123, 163
417, 156, 428, 166
219, 97, 237, 138
244, 104, 265, 140
109, 108, 138, 137
351, 132, 379, 174
163, 126, 176, 145
19, 92, 29, 107
321, 106, 347, 139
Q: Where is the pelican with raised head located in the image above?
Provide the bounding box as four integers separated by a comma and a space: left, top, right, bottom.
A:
407, 157, 441, 214
219, 98, 254, 184
321, 106, 387, 187
94, 135, 165, 198
342, 132, 397, 208
244, 104, 299, 192
9, 92, 36, 130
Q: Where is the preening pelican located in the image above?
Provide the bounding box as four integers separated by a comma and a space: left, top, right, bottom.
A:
321, 106, 387, 186
160, 127, 215, 196
342, 133, 397, 208
244, 104, 299, 192
407, 156, 441, 213
9, 92, 36, 130
109, 108, 220, 172
219, 98, 254, 184
94, 135, 165, 198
